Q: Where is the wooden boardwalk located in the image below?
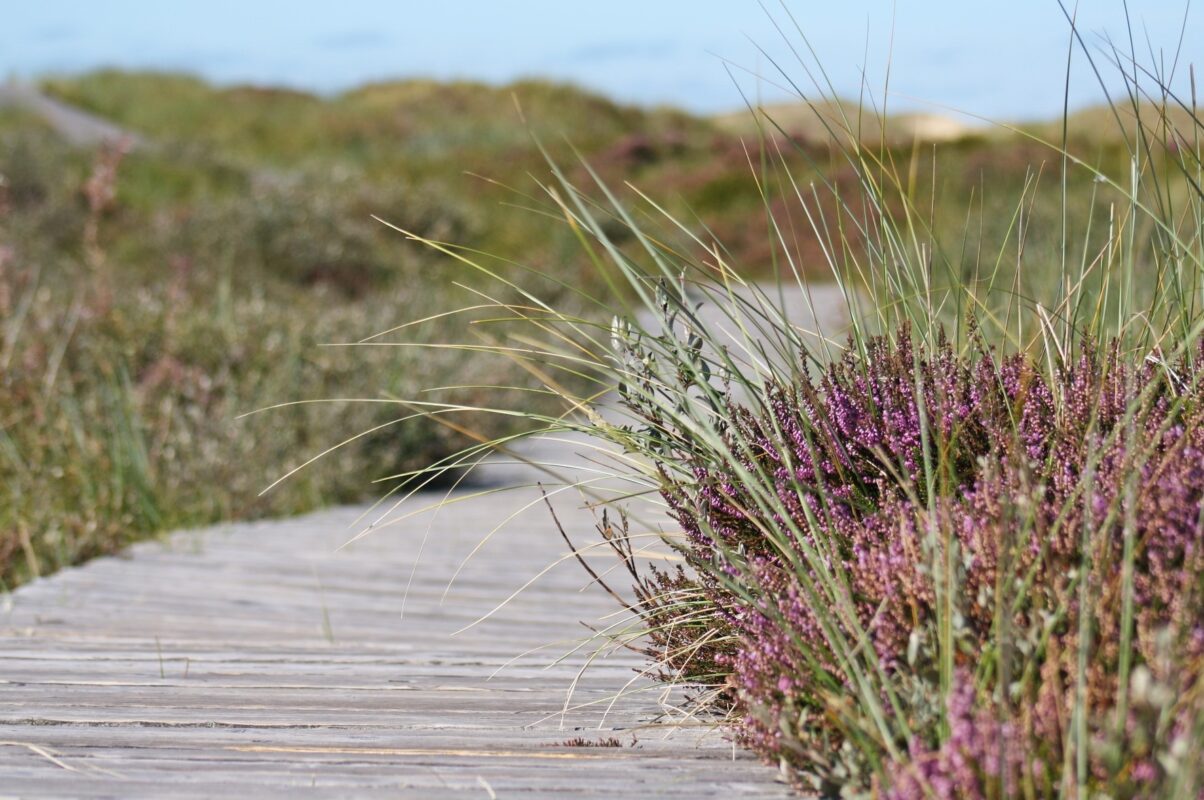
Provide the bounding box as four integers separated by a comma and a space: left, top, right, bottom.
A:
0, 80, 143, 149
1, 282, 847, 796
0, 482, 791, 797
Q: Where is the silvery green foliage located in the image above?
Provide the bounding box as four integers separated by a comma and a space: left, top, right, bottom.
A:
609, 278, 730, 458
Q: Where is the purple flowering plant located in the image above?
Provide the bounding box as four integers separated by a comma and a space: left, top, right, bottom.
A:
610, 317, 1204, 796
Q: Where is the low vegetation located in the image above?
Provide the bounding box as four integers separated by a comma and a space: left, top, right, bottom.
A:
0, 129, 489, 586
3, 65, 1140, 590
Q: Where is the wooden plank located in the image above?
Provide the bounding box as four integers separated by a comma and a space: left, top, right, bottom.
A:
0, 489, 790, 796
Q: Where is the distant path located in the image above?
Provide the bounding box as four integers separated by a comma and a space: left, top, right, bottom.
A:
0, 170, 848, 795
0, 80, 302, 194
0, 80, 143, 148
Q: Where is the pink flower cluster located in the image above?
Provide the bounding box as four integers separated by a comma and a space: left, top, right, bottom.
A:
656, 329, 1203, 795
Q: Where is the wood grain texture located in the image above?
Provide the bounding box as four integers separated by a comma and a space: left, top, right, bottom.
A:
0, 485, 790, 797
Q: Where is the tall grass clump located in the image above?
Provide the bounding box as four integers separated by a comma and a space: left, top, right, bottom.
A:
344, 10, 1203, 798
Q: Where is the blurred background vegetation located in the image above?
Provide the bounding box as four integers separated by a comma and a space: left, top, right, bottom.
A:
0, 69, 1145, 588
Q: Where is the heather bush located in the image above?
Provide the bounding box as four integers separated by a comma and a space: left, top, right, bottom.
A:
621, 324, 1203, 795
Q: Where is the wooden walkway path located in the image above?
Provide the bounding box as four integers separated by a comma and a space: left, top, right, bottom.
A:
0, 80, 144, 149
0, 278, 846, 796
0, 481, 791, 797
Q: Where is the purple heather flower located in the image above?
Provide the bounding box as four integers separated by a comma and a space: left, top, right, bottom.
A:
640, 327, 1204, 795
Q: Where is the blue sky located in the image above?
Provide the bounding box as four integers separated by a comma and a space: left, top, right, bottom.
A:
2, 1, 1199, 120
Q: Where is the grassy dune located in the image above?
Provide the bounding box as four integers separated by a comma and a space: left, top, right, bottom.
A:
0, 69, 1148, 590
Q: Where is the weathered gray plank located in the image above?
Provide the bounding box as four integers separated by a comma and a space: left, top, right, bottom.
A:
0, 494, 788, 797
